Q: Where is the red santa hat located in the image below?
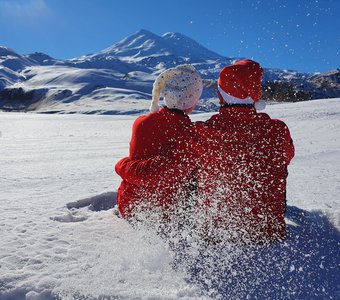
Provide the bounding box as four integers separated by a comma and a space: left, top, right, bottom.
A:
150, 64, 203, 112
217, 59, 265, 110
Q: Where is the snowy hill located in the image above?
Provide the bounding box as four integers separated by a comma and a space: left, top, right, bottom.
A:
0, 66, 156, 114
0, 98, 339, 299
0, 46, 37, 71
0, 66, 26, 90
0, 30, 339, 114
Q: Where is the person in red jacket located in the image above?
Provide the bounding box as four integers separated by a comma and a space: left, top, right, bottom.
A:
115, 64, 203, 220
194, 59, 295, 244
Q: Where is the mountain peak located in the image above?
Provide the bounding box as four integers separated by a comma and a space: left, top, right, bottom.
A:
27, 52, 53, 60
0, 46, 20, 57
134, 29, 156, 36
100, 29, 170, 59
162, 31, 223, 60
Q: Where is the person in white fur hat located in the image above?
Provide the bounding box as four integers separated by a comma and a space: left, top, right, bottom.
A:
115, 64, 203, 219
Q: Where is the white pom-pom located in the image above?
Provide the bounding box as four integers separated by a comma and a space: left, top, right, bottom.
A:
254, 100, 266, 111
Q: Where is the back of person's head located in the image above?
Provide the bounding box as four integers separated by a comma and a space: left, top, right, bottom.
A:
150, 64, 203, 113
218, 59, 265, 110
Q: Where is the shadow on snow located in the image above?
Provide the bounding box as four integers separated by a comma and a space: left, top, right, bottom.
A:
184, 205, 340, 299
65, 193, 339, 299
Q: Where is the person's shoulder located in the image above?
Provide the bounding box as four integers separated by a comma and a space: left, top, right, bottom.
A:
264, 117, 292, 140
193, 120, 207, 128
204, 113, 220, 126
133, 110, 159, 126
255, 112, 288, 128
269, 118, 289, 130
131, 113, 155, 135
255, 111, 271, 120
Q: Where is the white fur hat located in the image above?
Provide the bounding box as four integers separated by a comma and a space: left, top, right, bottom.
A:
150, 64, 203, 112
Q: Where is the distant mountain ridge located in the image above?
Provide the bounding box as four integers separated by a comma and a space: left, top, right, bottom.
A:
0, 29, 339, 114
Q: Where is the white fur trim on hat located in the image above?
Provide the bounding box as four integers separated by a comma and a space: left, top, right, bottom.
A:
150, 64, 203, 112
218, 85, 254, 105
218, 85, 266, 110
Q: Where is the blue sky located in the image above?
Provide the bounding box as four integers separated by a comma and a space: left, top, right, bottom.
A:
0, 0, 339, 73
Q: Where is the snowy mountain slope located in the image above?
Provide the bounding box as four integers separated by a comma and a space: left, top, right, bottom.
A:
0, 46, 64, 69
27, 52, 65, 67
0, 46, 37, 72
309, 69, 340, 99
0, 66, 26, 90
0, 66, 155, 113
262, 67, 310, 83
0, 99, 339, 299
0, 30, 339, 114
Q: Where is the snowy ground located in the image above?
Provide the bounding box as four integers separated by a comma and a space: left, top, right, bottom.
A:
0, 99, 339, 299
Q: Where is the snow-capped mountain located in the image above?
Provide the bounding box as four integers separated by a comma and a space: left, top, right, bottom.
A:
0, 30, 339, 114
67, 29, 233, 73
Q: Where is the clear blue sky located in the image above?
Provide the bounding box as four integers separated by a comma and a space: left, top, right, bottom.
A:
0, 0, 339, 73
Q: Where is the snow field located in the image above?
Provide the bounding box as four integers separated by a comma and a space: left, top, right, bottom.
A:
0, 99, 339, 299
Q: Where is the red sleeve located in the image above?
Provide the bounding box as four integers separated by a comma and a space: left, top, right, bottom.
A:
115, 137, 200, 188
280, 122, 295, 165
115, 156, 170, 186
285, 134, 295, 165
273, 119, 295, 165
129, 115, 149, 159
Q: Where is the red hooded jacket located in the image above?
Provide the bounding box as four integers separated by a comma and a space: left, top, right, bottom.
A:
115, 107, 197, 219
193, 106, 295, 243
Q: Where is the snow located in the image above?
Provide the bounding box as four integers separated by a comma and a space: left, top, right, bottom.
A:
0, 99, 339, 299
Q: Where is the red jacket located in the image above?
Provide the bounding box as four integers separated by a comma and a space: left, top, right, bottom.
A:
115, 107, 197, 219
194, 106, 295, 243
115, 106, 294, 243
